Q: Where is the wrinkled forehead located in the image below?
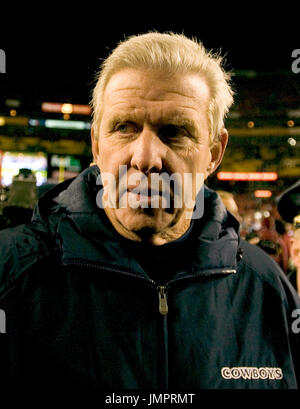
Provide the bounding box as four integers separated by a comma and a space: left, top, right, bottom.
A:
101, 69, 211, 126
103, 68, 210, 106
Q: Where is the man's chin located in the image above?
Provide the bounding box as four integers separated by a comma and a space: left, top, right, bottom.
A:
114, 208, 175, 237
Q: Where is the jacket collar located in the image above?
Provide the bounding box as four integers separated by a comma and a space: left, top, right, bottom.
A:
33, 166, 240, 277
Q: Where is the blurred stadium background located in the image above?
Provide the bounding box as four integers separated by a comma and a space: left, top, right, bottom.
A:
1, 8, 300, 278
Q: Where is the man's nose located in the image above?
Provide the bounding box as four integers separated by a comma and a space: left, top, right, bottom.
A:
130, 129, 166, 173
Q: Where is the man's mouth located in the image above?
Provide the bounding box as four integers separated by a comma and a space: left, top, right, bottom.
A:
126, 185, 172, 208
128, 186, 160, 196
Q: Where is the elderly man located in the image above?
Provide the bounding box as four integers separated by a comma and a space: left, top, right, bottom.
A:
0, 32, 299, 392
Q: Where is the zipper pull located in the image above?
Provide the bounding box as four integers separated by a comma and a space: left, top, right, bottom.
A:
158, 286, 168, 315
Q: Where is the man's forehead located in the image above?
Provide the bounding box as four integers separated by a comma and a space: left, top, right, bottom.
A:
104, 68, 210, 104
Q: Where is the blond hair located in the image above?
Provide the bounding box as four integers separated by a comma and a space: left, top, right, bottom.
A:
91, 31, 234, 144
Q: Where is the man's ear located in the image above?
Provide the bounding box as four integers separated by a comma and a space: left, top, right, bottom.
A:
207, 128, 228, 175
91, 125, 99, 162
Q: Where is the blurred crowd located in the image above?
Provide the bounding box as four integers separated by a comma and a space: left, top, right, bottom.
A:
1, 170, 300, 296
217, 188, 300, 295
0, 168, 54, 229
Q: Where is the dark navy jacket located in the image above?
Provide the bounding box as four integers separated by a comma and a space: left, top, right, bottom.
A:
0, 166, 299, 390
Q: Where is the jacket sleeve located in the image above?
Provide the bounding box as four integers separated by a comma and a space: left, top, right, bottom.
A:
0, 222, 54, 299
0, 222, 56, 389
280, 270, 300, 388
240, 239, 300, 387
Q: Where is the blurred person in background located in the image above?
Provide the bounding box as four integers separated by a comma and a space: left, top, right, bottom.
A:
216, 190, 242, 222
0, 32, 299, 394
0, 168, 37, 229
277, 179, 300, 296
289, 228, 300, 297
0, 186, 9, 230
257, 210, 289, 272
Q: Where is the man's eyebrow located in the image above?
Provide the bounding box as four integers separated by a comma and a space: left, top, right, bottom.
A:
106, 113, 198, 132
107, 113, 138, 126
162, 116, 198, 132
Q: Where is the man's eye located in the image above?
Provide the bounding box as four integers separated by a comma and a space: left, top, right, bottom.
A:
159, 125, 188, 141
116, 123, 135, 134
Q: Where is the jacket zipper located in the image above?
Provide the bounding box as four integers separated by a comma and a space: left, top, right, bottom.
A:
158, 285, 168, 315
63, 259, 171, 314
63, 259, 236, 389
63, 259, 169, 388
63, 260, 236, 313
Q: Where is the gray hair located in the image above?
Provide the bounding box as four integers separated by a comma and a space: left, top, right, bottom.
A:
91, 31, 234, 144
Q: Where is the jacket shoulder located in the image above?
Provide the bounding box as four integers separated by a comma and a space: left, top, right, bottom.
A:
0, 222, 56, 298
239, 239, 300, 305
240, 238, 282, 273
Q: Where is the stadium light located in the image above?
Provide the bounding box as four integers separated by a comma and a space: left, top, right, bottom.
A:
217, 172, 278, 181
254, 190, 273, 198
41, 102, 91, 115
44, 119, 91, 130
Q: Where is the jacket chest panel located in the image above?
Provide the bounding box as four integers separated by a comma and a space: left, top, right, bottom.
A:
4, 263, 296, 389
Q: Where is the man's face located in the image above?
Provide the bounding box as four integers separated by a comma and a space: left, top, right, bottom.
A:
92, 68, 227, 244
